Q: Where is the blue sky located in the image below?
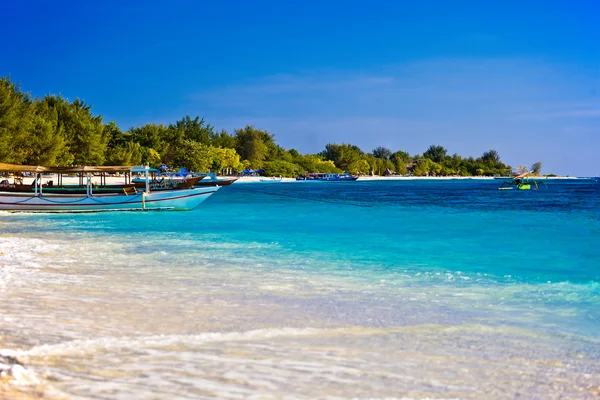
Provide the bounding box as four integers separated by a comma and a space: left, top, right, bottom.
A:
1, 0, 598, 175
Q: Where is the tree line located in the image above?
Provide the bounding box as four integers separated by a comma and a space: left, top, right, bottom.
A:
2, 77, 540, 177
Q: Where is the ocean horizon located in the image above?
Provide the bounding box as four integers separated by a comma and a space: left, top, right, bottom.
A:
1, 179, 599, 399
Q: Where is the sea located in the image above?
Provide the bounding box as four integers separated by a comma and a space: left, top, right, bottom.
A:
1, 179, 599, 399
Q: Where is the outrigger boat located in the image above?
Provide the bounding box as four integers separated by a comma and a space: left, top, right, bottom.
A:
498, 172, 548, 190
0, 169, 237, 195
0, 163, 222, 212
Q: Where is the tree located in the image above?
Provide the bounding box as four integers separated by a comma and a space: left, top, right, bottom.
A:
372, 146, 392, 160
530, 161, 543, 175
322, 143, 363, 171
25, 99, 72, 166
288, 149, 300, 159
0, 77, 32, 163
131, 123, 169, 152
423, 145, 447, 163
234, 126, 269, 169
391, 150, 410, 175
413, 158, 442, 176
172, 140, 215, 172
44, 96, 108, 165
213, 147, 242, 174
295, 154, 340, 173
262, 160, 301, 177
210, 129, 236, 148
481, 149, 501, 165
105, 140, 142, 166
173, 115, 213, 145
347, 159, 370, 175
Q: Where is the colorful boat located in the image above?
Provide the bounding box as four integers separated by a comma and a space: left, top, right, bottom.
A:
0, 164, 222, 212
0, 170, 237, 195
132, 175, 237, 190
296, 173, 358, 181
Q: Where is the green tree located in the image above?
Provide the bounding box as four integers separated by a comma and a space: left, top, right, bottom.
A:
423, 145, 447, 163
0, 77, 31, 163
213, 147, 242, 174
295, 154, 340, 173
413, 158, 442, 176
173, 116, 213, 145
347, 159, 371, 175
210, 129, 236, 148
391, 150, 410, 174
234, 126, 269, 169
322, 143, 363, 171
481, 149, 501, 165
372, 146, 392, 160
262, 160, 301, 177
172, 140, 215, 172
106, 141, 143, 166
25, 99, 72, 165
44, 96, 108, 165
105, 123, 142, 166
131, 123, 168, 152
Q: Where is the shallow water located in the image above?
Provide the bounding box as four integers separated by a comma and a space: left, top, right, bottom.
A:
1, 179, 599, 399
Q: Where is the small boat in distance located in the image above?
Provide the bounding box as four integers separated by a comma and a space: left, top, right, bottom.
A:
498, 172, 548, 190
0, 164, 223, 212
296, 172, 358, 181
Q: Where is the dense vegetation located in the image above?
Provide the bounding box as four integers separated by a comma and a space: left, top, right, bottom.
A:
1, 77, 531, 177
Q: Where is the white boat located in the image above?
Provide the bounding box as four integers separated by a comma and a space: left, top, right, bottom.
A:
0, 164, 221, 212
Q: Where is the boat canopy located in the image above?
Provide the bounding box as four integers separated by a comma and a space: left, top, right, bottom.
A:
0, 163, 135, 174
130, 166, 159, 173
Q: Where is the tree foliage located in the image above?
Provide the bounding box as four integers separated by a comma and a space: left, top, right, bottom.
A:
530, 161, 543, 175
423, 145, 447, 163
372, 146, 392, 160
234, 125, 270, 169
1, 76, 528, 177
322, 143, 363, 171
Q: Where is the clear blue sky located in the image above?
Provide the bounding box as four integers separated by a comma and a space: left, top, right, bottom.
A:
1, 0, 598, 175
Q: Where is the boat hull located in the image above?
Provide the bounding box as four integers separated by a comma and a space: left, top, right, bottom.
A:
0, 186, 220, 212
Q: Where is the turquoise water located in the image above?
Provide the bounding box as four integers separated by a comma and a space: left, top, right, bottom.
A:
1, 179, 599, 399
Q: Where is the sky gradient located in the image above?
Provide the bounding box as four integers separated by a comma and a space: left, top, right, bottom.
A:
1, 0, 598, 175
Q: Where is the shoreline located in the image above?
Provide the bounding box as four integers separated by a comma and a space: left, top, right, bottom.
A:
232, 175, 586, 184
2, 174, 587, 187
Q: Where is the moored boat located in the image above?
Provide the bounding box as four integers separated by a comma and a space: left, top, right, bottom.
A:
0, 164, 222, 212
296, 173, 358, 181
0, 169, 237, 195
497, 172, 548, 191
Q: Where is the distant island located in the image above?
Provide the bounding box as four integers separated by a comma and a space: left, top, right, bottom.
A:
0, 77, 543, 177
